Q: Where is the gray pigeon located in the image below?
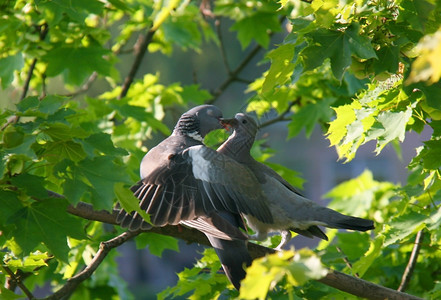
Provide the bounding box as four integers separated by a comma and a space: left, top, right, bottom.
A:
117, 105, 273, 289
218, 113, 375, 250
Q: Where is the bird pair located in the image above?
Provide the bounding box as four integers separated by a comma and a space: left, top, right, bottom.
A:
117, 105, 374, 290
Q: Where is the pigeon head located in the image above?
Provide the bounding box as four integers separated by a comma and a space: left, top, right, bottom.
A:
173, 105, 224, 141
218, 113, 258, 161
220, 113, 258, 138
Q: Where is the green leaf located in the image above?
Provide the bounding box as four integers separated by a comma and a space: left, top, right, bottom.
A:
0, 190, 24, 226
42, 122, 88, 141
83, 133, 128, 157
16, 96, 40, 113
383, 211, 427, 246
262, 44, 295, 94
0, 53, 24, 89
326, 169, 382, 216
374, 45, 400, 74
240, 250, 327, 300
371, 107, 413, 154
420, 140, 441, 169
8, 198, 86, 262
114, 182, 150, 224
162, 16, 202, 50
152, 0, 181, 31
77, 156, 128, 209
0, 285, 22, 300
303, 24, 377, 80
10, 173, 49, 199
6, 251, 50, 272
399, 0, 436, 33
231, 12, 281, 49
135, 232, 179, 257
179, 84, 212, 105
44, 140, 87, 162
352, 235, 384, 277
288, 98, 334, 138
43, 45, 117, 85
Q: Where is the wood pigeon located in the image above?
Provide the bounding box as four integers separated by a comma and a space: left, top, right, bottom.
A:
116, 105, 273, 289
219, 113, 375, 250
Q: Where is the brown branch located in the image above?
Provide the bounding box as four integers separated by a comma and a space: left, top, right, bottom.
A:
1, 24, 49, 131
208, 44, 262, 104
208, 15, 286, 105
215, 18, 231, 74
63, 72, 98, 98
42, 231, 139, 300
64, 200, 422, 300
118, 28, 156, 100
259, 98, 299, 128
21, 24, 49, 101
319, 270, 422, 300
398, 230, 424, 292
3, 266, 35, 299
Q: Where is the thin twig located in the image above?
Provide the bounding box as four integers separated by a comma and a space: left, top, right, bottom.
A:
398, 230, 424, 292
215, 18, 231, 74
259, 98, 299, 128
21, 23, 49, 101
41, 73, 47, 99
118, 28, 156, 100
208, 15, 286, 105
209, 44, 262, 104
42, 231, 140, 300
336, 246, 359, 278
63, 72, 98, 98
3, 266, 35, 299
21, 58, 38, 101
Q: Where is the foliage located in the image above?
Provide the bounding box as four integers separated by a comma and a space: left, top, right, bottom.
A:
1, 0, 441, 299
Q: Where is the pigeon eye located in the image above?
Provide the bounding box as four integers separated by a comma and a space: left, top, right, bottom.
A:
242, 119, 247, 124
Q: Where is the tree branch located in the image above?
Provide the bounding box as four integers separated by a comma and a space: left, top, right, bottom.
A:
215, 18, 232, 74
42, 230, 139, 300
318, 270, 422, 300
398, 230, 424, 292
259, 98, 299, 128
208, 44, 262, 104
3, 266, 35, 299
21, 24, 49, 101
63, 72, 98, 98
118, 28, 156, 100
208, 15, 286, 105
1, 24, 49, 131
64, 201, 422, 300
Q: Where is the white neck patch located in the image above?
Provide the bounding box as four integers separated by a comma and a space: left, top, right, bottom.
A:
187, 131, 204, 142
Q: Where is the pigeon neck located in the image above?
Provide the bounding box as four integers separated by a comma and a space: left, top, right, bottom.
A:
218, 131, 254, 162
172, 115, 204, 142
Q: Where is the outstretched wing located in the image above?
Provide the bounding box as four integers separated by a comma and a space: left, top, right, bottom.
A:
117, 144, 272, 232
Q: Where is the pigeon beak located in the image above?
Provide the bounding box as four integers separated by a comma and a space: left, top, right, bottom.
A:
219, 118, 239, 131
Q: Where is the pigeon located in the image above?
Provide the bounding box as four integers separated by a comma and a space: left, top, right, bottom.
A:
116, 105, 273, 289
218, 113, 375, 250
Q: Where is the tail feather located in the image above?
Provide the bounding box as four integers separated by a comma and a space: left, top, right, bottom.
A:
331, 215, 375, 232
291, 226, 328, 241
206, 235, 251, 290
